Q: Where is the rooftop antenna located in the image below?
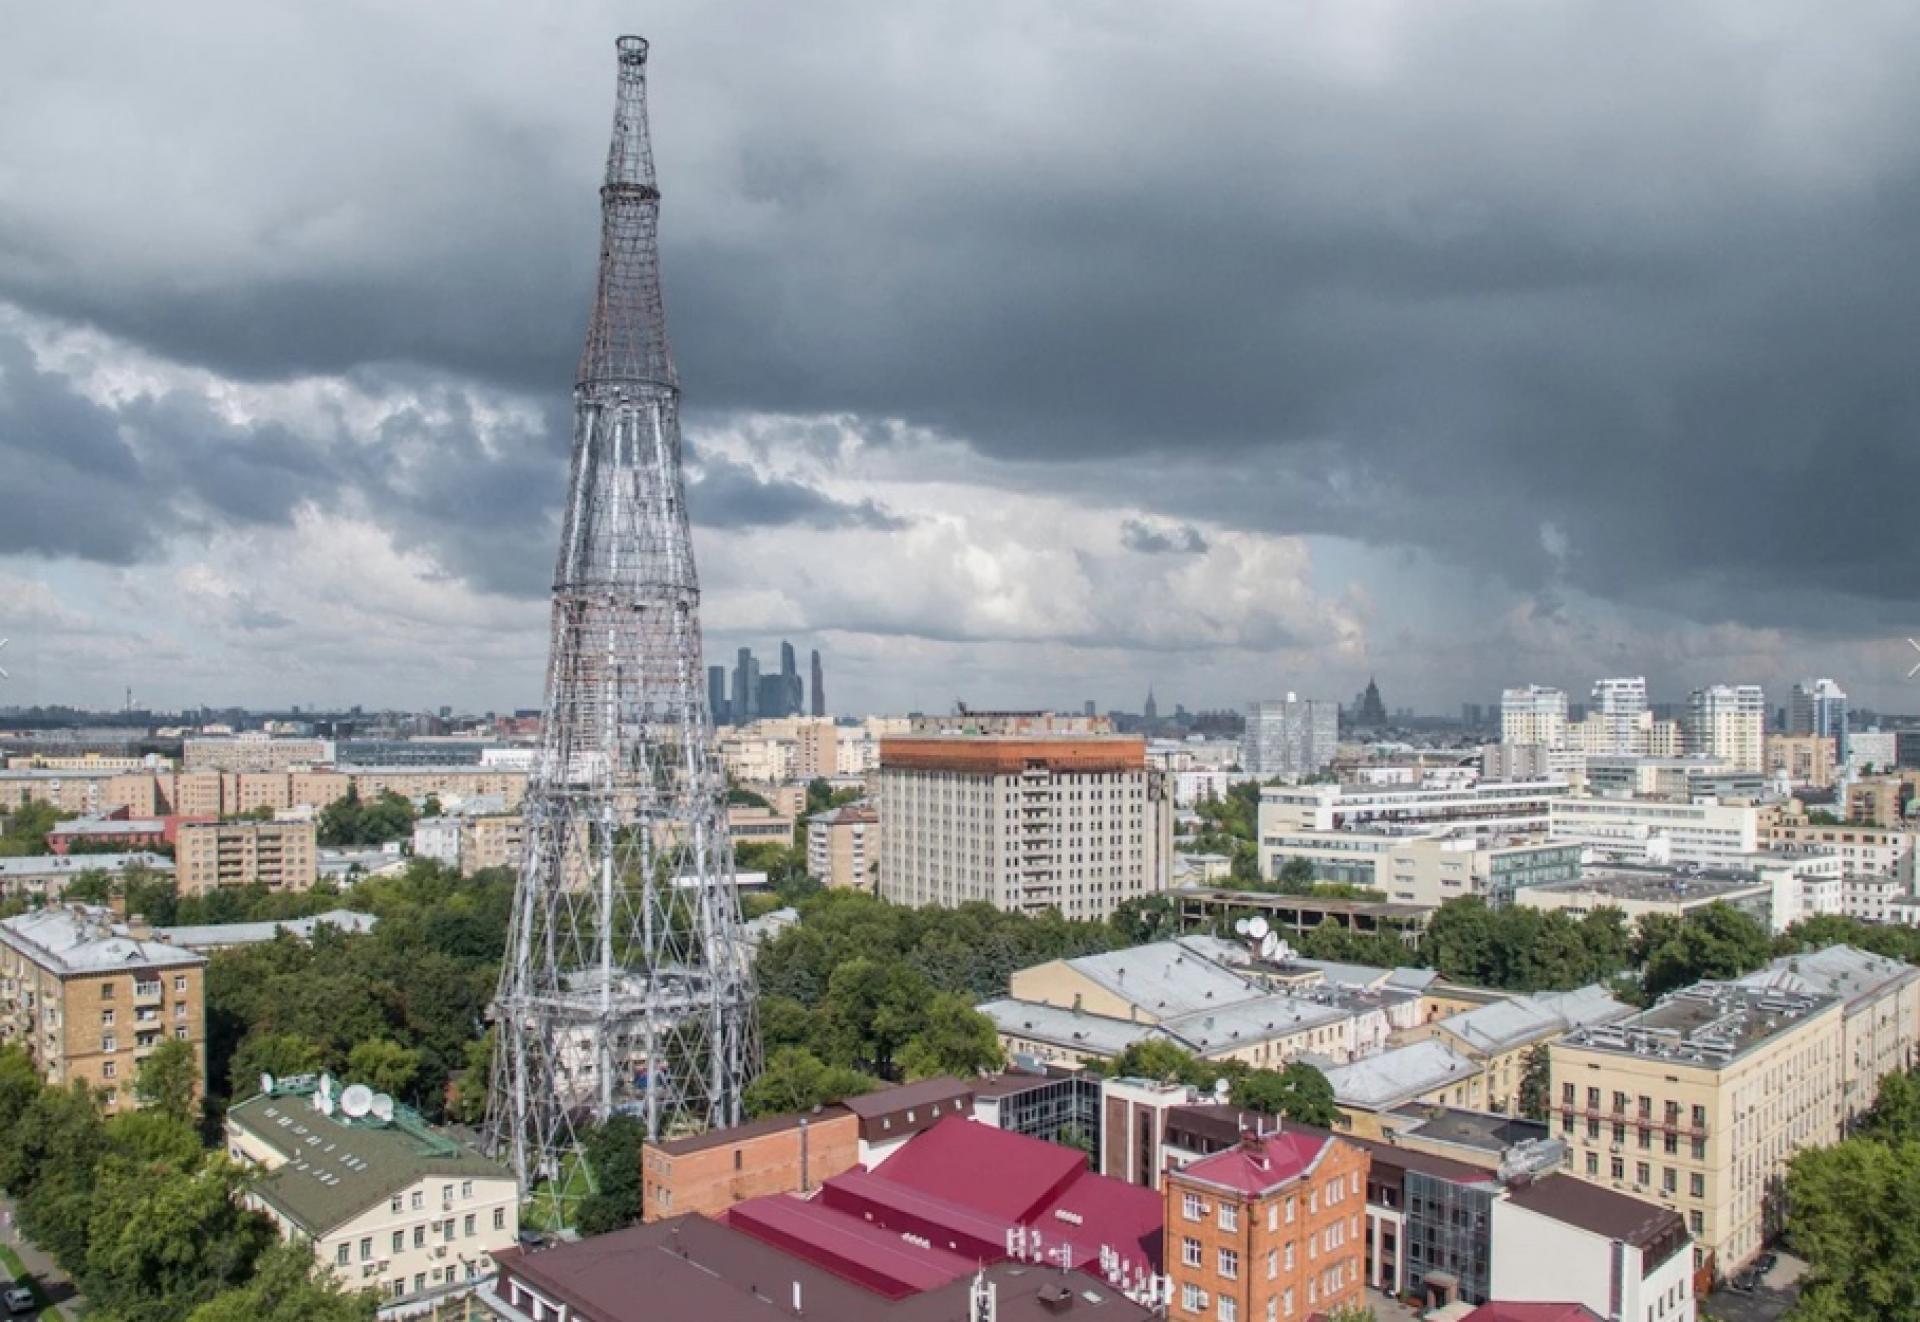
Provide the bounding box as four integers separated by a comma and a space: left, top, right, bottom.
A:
371, 1093, 395, 1123
259, 1072, 275, 1097
341, 1084, 374, 1119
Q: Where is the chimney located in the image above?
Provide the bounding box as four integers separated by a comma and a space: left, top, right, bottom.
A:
791, 1280, 803, 1314
126, 914, 152, 941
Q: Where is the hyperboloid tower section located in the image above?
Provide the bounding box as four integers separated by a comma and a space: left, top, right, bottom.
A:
486, 35, 758, 1208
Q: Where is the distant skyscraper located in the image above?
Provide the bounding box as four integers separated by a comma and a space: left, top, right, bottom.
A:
1685, 684, 1765, 772
1144, 687, 1158, 724
1243, 695, 1338, 777
708, 664, 730, 725
1589, 676, 1649, 755
732, 647, 754, 723
1789, 679, 1849, 764
1501, 685, 1569, 747
1352, 678, 1388, 728
809, 649, 825, 717
1083, 699, 1096, 718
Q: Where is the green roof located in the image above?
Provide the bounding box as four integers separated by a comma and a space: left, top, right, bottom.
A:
228, 1088, 510, 1236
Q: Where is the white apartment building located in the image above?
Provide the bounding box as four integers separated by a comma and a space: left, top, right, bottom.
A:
1587, 676, 1651, 755
1847, 729, 1900, 777
1259, 779, 1566, 836
1548, 796, 1760, 869
1500, 685, 1569, 748
227, 1078, 517, 1312
1769, 818, 1918, 883
1256, 829, 1581, 908
875, 736, 1172, 922
1491, 1177, 1696, 1322
1242, 695, 1339, 778
1685, 685, 1766, 773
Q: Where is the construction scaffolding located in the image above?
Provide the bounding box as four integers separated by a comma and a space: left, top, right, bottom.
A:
485, 35, 758, 1215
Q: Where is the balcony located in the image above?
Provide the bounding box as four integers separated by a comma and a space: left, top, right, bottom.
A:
133, 982, 164, 1005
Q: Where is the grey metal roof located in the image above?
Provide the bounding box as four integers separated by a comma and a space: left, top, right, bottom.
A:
1436, 986, 1631, 1056
0, 904, 206, 974
1323, 1039, 1479, 1110
1734, 944, 1920, 1009
1160, 995, 1350, 1055
152, 909, 378, 950
0, 852, 173, 877
49, 816, 168, 835
1056, 939, 1263, 1018
977, 998, 1166, 1057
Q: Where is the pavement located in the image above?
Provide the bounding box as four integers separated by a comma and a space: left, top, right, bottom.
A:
1700, 1251, 1805, 1322
1367, 1288, 1426, 1322
0, 1195, 85, 1319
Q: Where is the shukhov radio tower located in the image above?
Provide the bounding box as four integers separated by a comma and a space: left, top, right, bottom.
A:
486, 36, 758, 1204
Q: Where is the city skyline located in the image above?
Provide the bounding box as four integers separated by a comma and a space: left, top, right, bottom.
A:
6, 4, 1920, 716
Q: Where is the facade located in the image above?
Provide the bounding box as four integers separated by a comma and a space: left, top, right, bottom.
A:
1547, 797, 1760, 869
1788, 679, 1848, 765
226, 1079, 517, 1311
1585, 677, 1651, 756
1500, 686, 1569, 749
642, 1106, 861, 1221
183, 734, 334, 771
1242, 696, 1339, 778
1165, 1130, 1371, 1322
1424, 987, 1633, 1115
1683, 685, 1765, 773
974, 1068, 1104, 1150
1768, 816, 1917, 882
1584, 756, 1761, 803
1846, 729, 1900, 777
1490, 1175, 1695, 1322
802, 794, 879, 886
1256, 829, 1580, 908
877, 735, 1172, 922
1550, 983, 1845, 1276
1259, 779, 1566, 837
1763, 734, 1836, 789
0, 904, 206, 1109
174, 819, 319, 894
1514, 871, 1773, 926
1844, 775, 1912, 828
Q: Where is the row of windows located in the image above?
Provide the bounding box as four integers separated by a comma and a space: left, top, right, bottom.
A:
336, 1206, 507, 1263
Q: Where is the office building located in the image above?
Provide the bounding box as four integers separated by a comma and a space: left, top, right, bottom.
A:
1256, 829, 1580, 908
1684, 685, 1765, 773
1788, 679, 1849, 764
174, 819, 319, 894
1547, 796, 1760, 869
1500, 686, 1569, 749
1550, 983, 1845, 1277
225, 1077, 517, 1310
1243, 695, 1339, 777
806, 801, 880, 890
707, 664, 729, 725
732, 647, 759, 724
1260, 779, 1565, 837
810, 648, 826, 717
0, 904, 206, 1110
1164, 1129, 1370, 1322
877, 735, 1171, 922
1490, 1176, 1695, 1322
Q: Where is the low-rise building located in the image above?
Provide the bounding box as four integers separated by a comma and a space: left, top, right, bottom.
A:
225, 1076, 516, 1311
1255, 828, 1581, 909
0, 904, 206, 1109
1490, 1175, 1695, 1322
1423, 988, 1633, 1115
1324, 1040, 1487, 1135
1514, 870, 1772, 925
1164, 1129, 1371, 1322
1550, 983, 1845, 1277
174, 818, 319, 893
1768, 816, 1917, 883
150, 910, 378, 953
1548, 797, 1761, 870
0, 851, 173, 902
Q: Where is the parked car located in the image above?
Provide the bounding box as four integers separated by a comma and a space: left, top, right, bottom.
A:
3, 1285, 36, 1315
1756, 1251, 1779, 1276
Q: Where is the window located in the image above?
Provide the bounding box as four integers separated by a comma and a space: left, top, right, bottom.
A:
1283, 1287, 1294, 1317
390, 1196, 403, 1214
1182, 1283, 1204, 1312
101, 1009, 115, 1025
443, 1185, 454, 1203
414, 1273, 425, 1296
412, 1190, 424, 1210
1267, 1203, 1277, 1231
465, 1213, 476, 1237
175, 1026, 188, 1040
102, 983, 115, 999
1218, 1247, 1238, 1280
392, 1231, 404, 1254
414, 1226, 425, 1249
1663, 1168, 1677, 1194
1266, 1248, 1277, 1280
1689, 1210, 1703, 1234
1611, 1156, 1624, 1180
174, 1003, 187, 1019
1184, 1193, 1204, 1222
360, 1237, 373, 1262
1562, 1082, 1575, 1104
462, 1180, 473, 1198
1284, 1243, 1294, 1270
1586, 1152, 1599, 1176
1692, 1105, 1707, 1129
1691, 1138, 1707, 1160
493, 1208, 506, 1231
174, 975, 187, 992
1285, 1196, 1296, 1224
100, 1033, 116, 1052
101, 1061, 116, 1079
1184, 1238, 1202, 1268
336, 1244, 350, 1267
444, 1221, 455, 1243
1218, 1298, 1237, 1322
734, 1150, 742, 1171
1268, 1300, 1278, 1322
1219, 1202, 1238, 1232
1690, 1173, 1705, 1198
1636, 1162, 1650, 1185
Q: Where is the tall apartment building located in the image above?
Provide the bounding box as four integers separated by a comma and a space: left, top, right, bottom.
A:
1500, 685, 1568, 748
1164, 1130, 1370, 1322
1685, 685, 1766, 773
1243, 696, 1338, 778
175, 819, 319, 894
1588, 677, 1650, 755
1550, 983, 1844, 1278
876, 736, 1171, 922
806, 801, 879, 890
0, 905, 207, 1111
1788, 679, 1849, 765
183, 734, 334, 771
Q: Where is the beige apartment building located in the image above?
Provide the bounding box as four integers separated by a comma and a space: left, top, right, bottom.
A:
1551, 983, 1845, 1278
877, 735, 1172, 922
1769, 815, 1917, 882
175, 820, 319, 894
459, 814, 524, 874
1764, 735, 1836, 789
226, 1078, 517, 1311
183, 734, 333, 771
1844, 776, 1914, 829
0, 905, 207, 1110
806, 801, 880, 890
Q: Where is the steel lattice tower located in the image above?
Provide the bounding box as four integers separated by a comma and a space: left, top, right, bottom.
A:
486, 35, 758, 1208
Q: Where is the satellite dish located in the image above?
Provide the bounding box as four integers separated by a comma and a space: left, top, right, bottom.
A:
1260, 932, 1280, 959
259, 1073, 275, 1097
1274, 939, 1297, 964
371, 1094, 395, 1122
341, 1084, 374, 1119
1233, 918, 1251, 937
1248, 917, 1270, 940
1212, 1077, 1231, 1098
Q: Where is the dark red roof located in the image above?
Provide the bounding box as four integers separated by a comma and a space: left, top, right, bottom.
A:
1460, 1305, 1603, 1322
876, 1114, 1085, 1221
820, 1166, 1014, 1261
726, 1195, 976, 1299
1175, 1130, 1331, 1195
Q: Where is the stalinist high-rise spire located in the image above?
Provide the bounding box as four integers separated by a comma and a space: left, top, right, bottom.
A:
487, 36, 758, 1212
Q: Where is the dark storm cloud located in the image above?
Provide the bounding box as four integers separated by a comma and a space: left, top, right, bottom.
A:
1120, 518, 1207, 555
4, 1, 1920, 639
686, 453, 907, 532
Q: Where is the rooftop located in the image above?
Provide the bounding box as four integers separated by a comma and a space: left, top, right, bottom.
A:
1045, 939, 1263, 1018
151, 909, 377, 951
1561, 982, 1839, 1067
47, 816, 168, 835
1502, 1173, 1687, 1255
1735, 944, 1920, 1010
1525, 871, 1771, 904
978, 998, 1161, 1058
228, 1082, 508, 1236
1323, 1039, 1480, 1111
841, 1076, 972, 1120
1388, 1105, 1551, 1158
0, 903, 205, 975
1172, 1130, 1333, 1195
649, 1104, 852, 1157
0, 852, 174, 877
1436, 987, 1631, 1056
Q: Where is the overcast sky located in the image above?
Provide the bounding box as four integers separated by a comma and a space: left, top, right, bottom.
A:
4, 2, 1920, 718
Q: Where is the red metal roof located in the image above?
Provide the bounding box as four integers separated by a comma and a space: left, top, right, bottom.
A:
821, 1166, 1014, 1261
726, 1195, 977, 1300
1175, 1130, 1330, 1195
1460, 1305, 1603, 1322
876, 1115, 1086, 1221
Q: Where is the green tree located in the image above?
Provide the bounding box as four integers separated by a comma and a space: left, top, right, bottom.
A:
135, 1037, 203, 1125
1231, 1062, 1338, 1128
576, 1115, 646, 1235
104, 1109, 205, 1169
1860, 1067, 1920, 1142
187, 1239, 377, 1322
811, 957, 930, 1076
1277, 856, 1317, 890
85, 1155, 271, 1322
0, 1081, 107, 1268
897, 994, 1004, 1079
1106, 1039, 1212, 1087
758, 995, 818, 1053
1640, 903, 1774, 1001
449, 1033, 494, 1126
1785, 1136, 1920, 1320
229, 1032, 327, 1097
0, 799, 71, 855
1325, 1306, 1379, 1322
345, 1038, 423, 1100
0, 1044, 39, 1133
742, 1047, 877, 1119
1108, 894, 1176, 946
1518, 1043, 1552, 1122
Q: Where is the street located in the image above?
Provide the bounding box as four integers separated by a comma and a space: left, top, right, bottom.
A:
0, 1195, 84, 1319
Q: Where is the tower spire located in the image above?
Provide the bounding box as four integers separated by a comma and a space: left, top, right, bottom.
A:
488, 35, 758, 1218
